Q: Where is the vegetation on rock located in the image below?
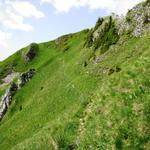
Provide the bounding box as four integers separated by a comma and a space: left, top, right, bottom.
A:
24, 43, 39, 62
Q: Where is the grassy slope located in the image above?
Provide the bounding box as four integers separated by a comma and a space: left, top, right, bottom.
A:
0, 27, 150, 150
0, 30, 98, 149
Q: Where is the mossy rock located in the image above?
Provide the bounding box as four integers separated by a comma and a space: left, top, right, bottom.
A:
24, 43, 39, 62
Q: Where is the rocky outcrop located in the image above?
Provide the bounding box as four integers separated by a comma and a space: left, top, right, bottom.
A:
87, 16, 119, 52
130, 1, 150, 37
0, 71, 20, 88
18, 69, 36, 88
116, 1, 150, 37
0, 69, 36, 121
86, 0, 150, 50
92, 16, 112, 42
0, 83, 18, 121
24, 43, 39, 62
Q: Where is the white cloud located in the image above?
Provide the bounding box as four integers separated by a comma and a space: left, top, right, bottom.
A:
0, 0, 45, 61
9, 1, 44, 18
1, 10, 33, 32
0, 30, 14, 60
41, 0, 144, 15
0, 0, 45, 31
0, 30, 12, 48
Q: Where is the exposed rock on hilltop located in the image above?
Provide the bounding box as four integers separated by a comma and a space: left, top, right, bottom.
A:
24, 43, 39, 62
85, 0, 150, 55
119, 0, 150, 37
85, 16, 119, 53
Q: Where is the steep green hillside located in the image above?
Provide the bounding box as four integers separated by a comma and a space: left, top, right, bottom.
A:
0, 1, 150, 150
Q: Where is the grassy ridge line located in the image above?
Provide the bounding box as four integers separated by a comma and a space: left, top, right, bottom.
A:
0, 30, 96, 149
2, 31, 150, 149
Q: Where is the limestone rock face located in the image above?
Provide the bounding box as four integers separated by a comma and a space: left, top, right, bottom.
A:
84, 1, 150, 51
116, 1, 150, 37
0, 71, 20, 88
0, 69, 36, 121
128, 1, 150, 37
93, 1, 150, 41
0, 83, 18, 120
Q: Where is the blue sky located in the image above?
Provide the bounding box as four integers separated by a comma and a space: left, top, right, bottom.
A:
0, 0, 144, 61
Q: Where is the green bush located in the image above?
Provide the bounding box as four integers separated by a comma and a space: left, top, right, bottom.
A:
84, 30, 93, 47
94, 17, 104, 31
94, 17, 119, 53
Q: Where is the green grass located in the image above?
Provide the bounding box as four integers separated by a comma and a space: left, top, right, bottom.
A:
0, 23, 150, 150
0, 88, 5, 100
76, 32, 150, 149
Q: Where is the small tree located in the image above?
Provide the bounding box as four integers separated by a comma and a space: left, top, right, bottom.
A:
94, 17, 104, 31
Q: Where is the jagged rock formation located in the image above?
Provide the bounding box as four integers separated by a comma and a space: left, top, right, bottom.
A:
0, 71, 20, 88
24, 43, 39, 62
85, 0, 150, 55
18, 69, 36, 88
0, 83, 18, 121
129, 1, 150, 37
117, 0, 150, 37
0, 69, 35, 121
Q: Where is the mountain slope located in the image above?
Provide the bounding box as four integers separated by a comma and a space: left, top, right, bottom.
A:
0, 1, 150, 149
